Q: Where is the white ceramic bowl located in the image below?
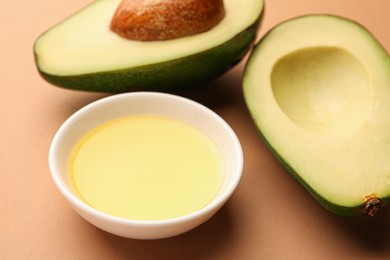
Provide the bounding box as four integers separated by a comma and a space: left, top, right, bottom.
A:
49, 92, 243, 239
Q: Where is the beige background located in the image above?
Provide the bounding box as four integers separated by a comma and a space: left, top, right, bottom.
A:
2, 0, 390, 259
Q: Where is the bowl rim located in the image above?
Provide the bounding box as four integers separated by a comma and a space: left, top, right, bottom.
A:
48, 91, 243, 227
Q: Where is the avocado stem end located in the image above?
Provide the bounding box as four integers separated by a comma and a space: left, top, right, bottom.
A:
363, 194, 383, 217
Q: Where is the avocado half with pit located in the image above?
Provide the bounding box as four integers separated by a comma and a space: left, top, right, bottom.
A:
34, 0, 264, 92
243, 15, 390, 216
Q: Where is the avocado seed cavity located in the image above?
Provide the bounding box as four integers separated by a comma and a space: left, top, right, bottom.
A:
110, 0, 226, 41
271, 47, 373, 136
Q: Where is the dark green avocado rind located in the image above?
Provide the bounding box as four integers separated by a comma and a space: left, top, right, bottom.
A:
35, 18, 262, 93
255, 129, 390, 216
254, 128, 363, 216
243, 14, 390, 216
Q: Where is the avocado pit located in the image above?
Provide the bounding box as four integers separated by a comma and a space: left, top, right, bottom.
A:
110, 0, 226, 41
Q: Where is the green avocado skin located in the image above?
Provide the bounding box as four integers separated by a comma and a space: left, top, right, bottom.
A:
256, 129, 363, 216
263, 131, 390, 216
35, 19, 261, 93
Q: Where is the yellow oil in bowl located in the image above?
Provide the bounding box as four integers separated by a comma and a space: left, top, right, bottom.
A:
68, 115, 225, 220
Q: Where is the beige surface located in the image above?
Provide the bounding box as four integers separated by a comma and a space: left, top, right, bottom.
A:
2, 0, 390, 259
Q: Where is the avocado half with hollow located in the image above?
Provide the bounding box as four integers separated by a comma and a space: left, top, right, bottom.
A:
34, 0, 264, 92
243, 15, 390, 216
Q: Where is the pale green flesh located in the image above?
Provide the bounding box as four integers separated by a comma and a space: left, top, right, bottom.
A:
244, 15, 390, 208
35, 0, 263, 76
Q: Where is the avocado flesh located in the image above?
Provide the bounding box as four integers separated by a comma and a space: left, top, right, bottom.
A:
34, 0, 263, 92
243, 15, 390, 215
